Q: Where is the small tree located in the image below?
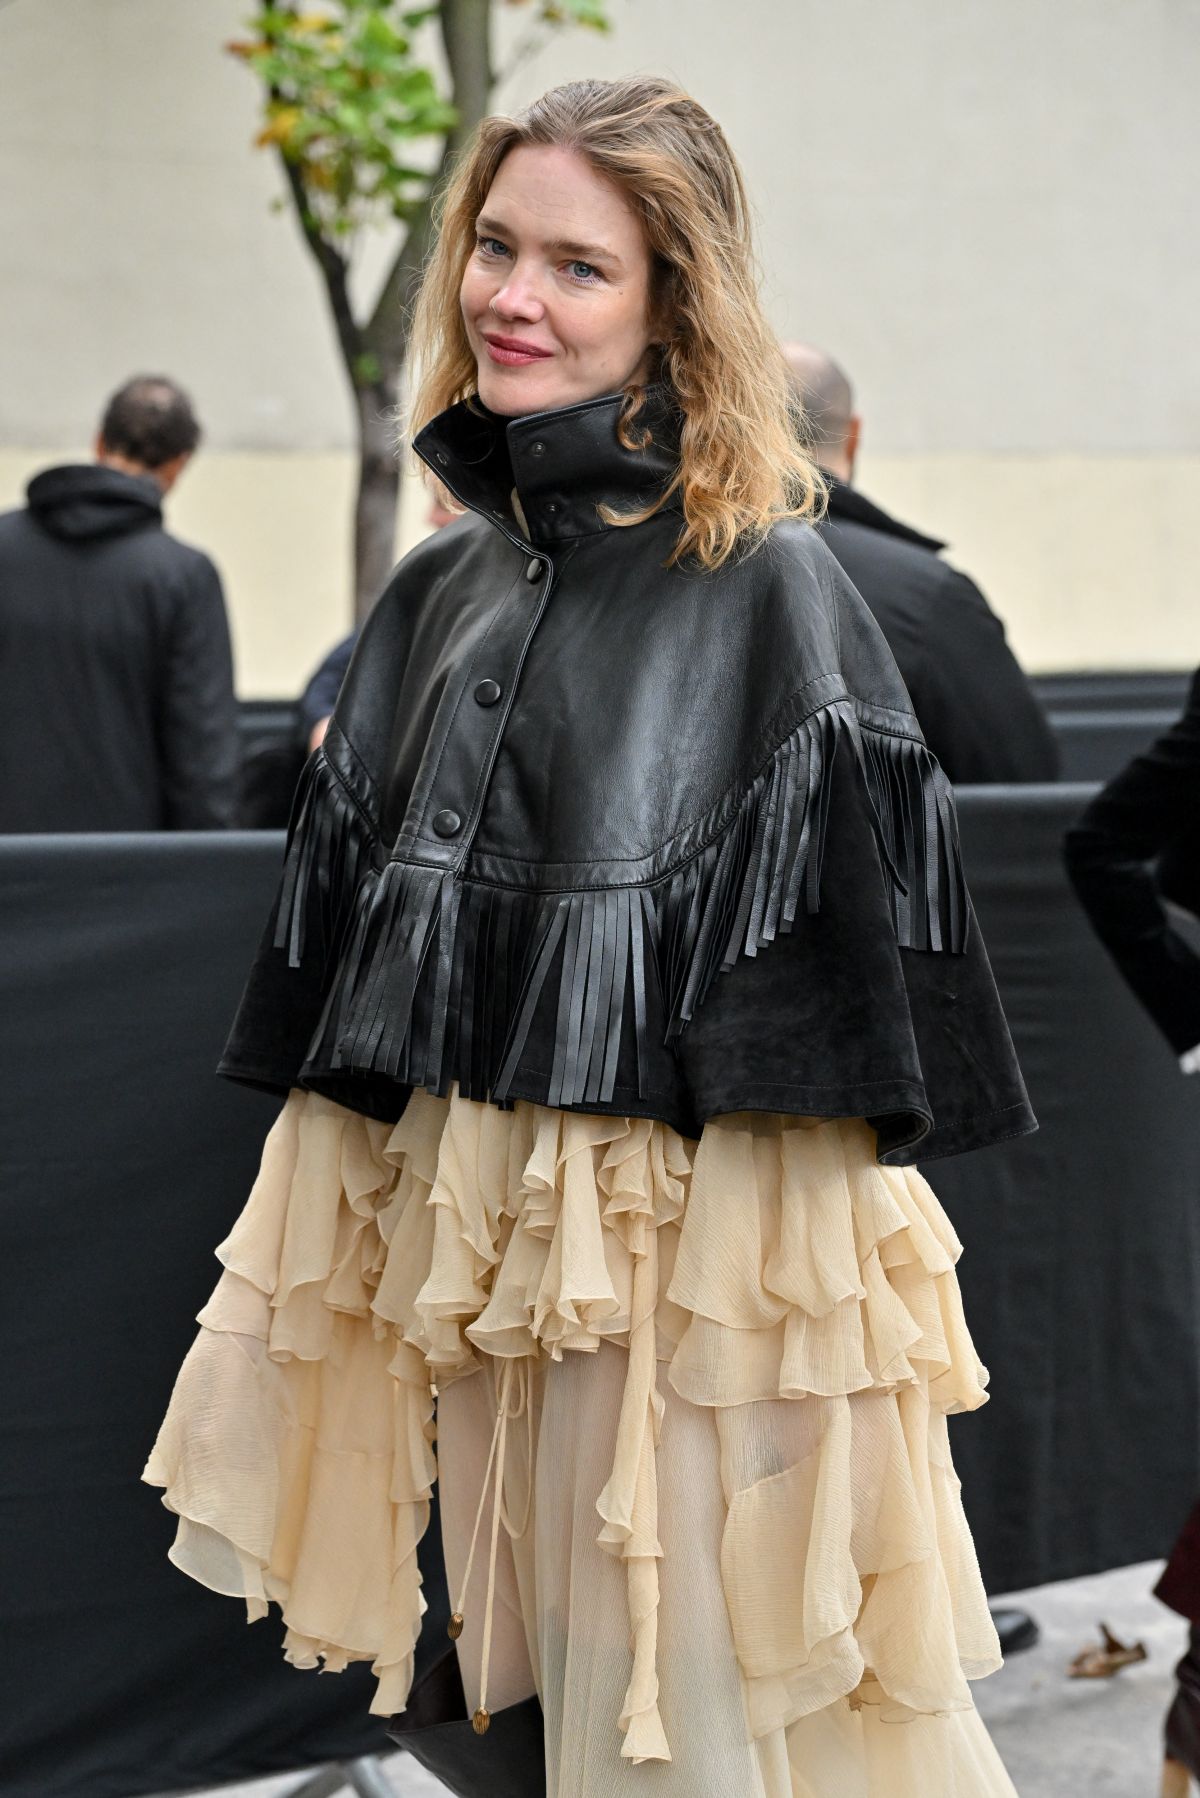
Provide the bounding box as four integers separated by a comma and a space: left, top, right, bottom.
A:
229, 0, 611, 621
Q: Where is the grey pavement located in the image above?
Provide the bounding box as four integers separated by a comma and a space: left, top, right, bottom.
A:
145, 1560, 1188, 1798
977, 1559, 1186, 1798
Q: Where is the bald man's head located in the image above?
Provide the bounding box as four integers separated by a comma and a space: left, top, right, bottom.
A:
782, 342, 860, 483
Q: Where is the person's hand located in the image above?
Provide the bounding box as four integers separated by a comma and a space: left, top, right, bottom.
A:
309, 715, 331, 753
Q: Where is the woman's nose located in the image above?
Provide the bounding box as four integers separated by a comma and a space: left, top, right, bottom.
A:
490, 266, 545, 323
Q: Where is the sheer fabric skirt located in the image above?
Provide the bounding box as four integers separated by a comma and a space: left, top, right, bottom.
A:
144, 1088, 1017, 1797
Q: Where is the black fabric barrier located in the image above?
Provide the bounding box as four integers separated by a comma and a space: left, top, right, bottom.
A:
1031, 671, 1191, 715
1033, 671, 1190, 782
2, 800, 1200, 1795
940, 789, 1200, 1593
1047, 710, 1186, 783
0, 836, 444, 1798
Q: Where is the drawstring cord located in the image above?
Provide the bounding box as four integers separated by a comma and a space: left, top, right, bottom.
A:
447, 1357, 531, 1736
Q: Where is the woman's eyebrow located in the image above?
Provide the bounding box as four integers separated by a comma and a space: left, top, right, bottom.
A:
546, 237, 622, 267
475, 214, 621, 267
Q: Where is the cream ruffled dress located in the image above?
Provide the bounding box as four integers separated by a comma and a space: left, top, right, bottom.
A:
144, 1087, 1018, 1797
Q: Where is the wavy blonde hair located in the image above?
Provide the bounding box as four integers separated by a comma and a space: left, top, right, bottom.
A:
408, 77, 824, 568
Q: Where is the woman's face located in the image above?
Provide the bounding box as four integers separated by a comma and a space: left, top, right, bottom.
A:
461, 144, 656, 418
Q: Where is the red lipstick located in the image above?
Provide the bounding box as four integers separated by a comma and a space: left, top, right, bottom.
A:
482, 333, 553, 367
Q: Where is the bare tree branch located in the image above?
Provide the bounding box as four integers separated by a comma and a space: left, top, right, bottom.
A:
275, 149, 363, 376
261, 0, 361, 378
363, 153, 447, 360
495, 14, 553, 92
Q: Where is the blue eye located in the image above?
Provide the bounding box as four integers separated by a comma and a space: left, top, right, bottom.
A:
567, 260, 599, 283
477, 235, 509, 258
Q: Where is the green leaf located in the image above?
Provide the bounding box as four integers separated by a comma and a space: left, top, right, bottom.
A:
360, 9, 395, 45
233, 0, 611, 243
540, 0, 611, 25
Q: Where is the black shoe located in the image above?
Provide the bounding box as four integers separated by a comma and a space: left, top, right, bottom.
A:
387, 1645, 546, 1798
991, 1605, 1041, 1656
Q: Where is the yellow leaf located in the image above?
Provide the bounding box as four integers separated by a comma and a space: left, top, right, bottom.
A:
255, 105, 304, 148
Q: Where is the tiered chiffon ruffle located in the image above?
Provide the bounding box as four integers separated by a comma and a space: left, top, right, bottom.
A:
144, 1085, 1007, 1783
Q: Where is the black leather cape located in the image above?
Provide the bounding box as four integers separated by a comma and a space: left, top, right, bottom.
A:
220, 387, 1035, 1164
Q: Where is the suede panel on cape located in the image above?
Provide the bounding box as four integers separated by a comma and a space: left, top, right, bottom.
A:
220, 388, 1034, 1164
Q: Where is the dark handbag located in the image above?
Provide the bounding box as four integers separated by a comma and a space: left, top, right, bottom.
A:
387, 1645, 546, 1797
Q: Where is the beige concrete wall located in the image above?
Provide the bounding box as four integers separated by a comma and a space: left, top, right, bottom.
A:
5, 447, 1193, 693
860, 454, 1200, 675
1, 0, 1197, 692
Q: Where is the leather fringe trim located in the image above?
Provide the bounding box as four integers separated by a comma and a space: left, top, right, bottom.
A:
496, 885, 657, 1108
302, 703, 967, 1108
272, 750, 376, 970
858, 724, 969, 954
321, 865, 656, 1109
325, 866, 541, 1099
662, 700, 848, 1037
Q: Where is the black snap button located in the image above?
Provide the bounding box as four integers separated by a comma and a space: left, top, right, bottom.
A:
432, 808, 462, 838
525, 556, 544, 583
474, 679, 501, 707
530, 440, 546, 457
545, 501, 560, 515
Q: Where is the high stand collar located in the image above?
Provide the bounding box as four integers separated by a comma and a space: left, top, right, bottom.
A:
413, 386, 683, 549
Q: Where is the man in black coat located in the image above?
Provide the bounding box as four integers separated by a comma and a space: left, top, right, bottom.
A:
1065, 667, 1200, 1067
0, 375, 238, 831
1066, 677, 1200, 1789
785, 344, 1058, 785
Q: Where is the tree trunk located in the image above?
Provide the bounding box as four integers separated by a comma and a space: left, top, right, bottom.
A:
440, 0, 493, 152
348, 0, 496, 624
353, 373, 403, 623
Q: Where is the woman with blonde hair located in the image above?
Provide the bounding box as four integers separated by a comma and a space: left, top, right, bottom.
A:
146, 76, 1032, 1797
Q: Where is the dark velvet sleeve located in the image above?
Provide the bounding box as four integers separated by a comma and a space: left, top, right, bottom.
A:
1064, 667, 1200, 1055
675, 726, 1036, 1163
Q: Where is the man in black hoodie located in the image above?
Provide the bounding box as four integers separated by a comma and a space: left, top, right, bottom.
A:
785, 343, 1058, 786
0, 376, 238, 831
